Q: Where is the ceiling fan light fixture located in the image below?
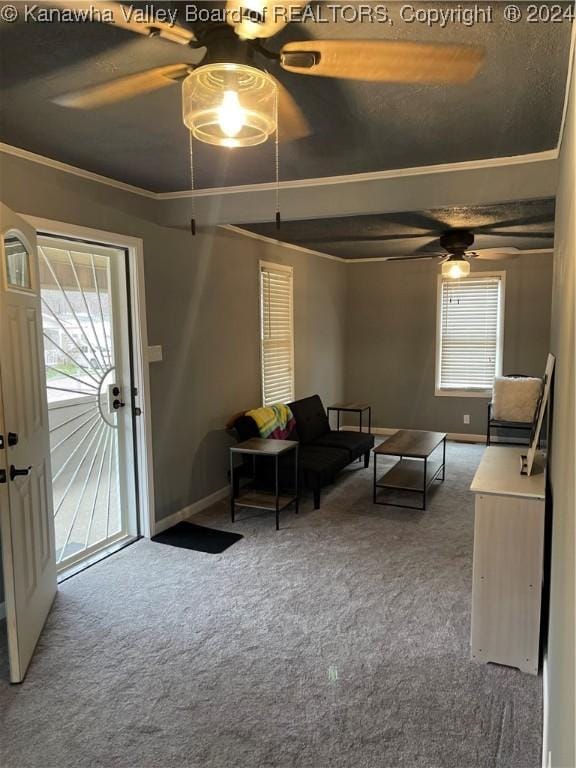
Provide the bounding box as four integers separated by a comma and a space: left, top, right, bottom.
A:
182, 63, 277, 148
441, 256, 470, 279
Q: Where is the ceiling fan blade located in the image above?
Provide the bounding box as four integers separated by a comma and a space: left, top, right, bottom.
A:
475, 213, 554, 231
470, 248, 520, 261
271, 77, 310, 142
226, 1, 307, 40
384, 253, 441, 262
34, 1, 195, 44
478, 230, 554, 239
302, 233, 434, 245
280, 40, 484, 83
54, 64, 191, 108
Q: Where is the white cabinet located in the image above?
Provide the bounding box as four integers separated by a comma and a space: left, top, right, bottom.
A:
470, 446, 546, 675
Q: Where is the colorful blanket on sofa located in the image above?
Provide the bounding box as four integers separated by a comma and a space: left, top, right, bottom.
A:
246, 403, 296, 440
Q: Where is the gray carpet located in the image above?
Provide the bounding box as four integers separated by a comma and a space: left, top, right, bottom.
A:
0, 443, 542, 768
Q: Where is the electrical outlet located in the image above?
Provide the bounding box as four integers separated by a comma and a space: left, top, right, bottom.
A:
463, 414, 471, 425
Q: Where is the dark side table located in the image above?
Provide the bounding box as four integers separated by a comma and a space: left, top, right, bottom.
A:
327, 402, 372, 433
230, 438, 299, 530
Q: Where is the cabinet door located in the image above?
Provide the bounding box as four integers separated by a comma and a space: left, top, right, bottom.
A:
471, 493, 544, 675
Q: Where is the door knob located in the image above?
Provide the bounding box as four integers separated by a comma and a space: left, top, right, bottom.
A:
9, 465, 32, 481
112, 399, 125, 410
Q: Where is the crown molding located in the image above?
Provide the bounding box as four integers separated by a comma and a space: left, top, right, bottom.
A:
221, 225, 346, 262
0, 141, 559, 202
0, 143, 156, 199
155, 149, 559, 200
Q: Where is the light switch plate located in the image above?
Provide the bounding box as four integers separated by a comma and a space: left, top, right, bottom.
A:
147, 345, 163, 363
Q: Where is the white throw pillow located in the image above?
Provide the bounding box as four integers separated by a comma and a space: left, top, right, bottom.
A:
492, 377, 542, 423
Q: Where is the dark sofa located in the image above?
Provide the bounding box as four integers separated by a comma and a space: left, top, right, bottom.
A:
231, 395, 374, 509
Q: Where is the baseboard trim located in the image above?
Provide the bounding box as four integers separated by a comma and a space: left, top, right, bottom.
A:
341, 425, 486, 443
0, 601, 5, 621
449, 432, 487, 443
153, 486, 229, 536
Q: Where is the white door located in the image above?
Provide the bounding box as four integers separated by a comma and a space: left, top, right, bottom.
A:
0, 202, 57, 683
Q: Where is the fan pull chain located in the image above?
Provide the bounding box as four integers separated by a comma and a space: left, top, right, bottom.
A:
189, 131, 196, 236
275, 88, 281, 230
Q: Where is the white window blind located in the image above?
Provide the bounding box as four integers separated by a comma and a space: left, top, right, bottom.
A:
437, 274, 504, 393
259, 262, 294, 406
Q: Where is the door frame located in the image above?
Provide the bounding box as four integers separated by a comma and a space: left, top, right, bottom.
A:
22, 215, 155, 539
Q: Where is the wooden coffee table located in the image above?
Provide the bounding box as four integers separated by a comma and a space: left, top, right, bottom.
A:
373, 430, 446, 510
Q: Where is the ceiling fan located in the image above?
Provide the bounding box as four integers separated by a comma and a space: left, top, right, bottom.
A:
384, 229, 522, 278
49, 0, 486, 147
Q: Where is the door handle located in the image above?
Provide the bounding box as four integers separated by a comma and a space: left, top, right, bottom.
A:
9, 465, 32, 481
112, 399, 125, 410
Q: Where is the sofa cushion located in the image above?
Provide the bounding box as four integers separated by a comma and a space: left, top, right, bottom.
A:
298, 445, 350, 486
312, 430, 374, 460
288, 395, 330, 444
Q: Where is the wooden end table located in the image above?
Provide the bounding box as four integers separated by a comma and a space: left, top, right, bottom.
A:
373, 430, 446, 510
230, 438, 299, 530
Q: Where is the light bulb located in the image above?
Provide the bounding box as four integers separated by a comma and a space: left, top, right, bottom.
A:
217, 90, 245, 139
442, 259, 470, 279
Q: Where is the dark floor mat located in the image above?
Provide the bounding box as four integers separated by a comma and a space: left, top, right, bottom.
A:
152, 522, 243, 554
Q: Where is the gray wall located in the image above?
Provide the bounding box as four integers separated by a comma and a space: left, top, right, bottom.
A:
344, 255, 553, 435
0, 154, 346, 527
143, 226, 346, 520
545, 66, 575, 768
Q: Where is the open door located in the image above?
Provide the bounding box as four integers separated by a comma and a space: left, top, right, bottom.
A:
0, 202, 57, 683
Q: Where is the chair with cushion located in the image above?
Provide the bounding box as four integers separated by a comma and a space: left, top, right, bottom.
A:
486, 375, 542, 446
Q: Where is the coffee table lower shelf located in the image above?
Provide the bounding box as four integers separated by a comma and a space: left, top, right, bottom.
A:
373, 456, 445, 510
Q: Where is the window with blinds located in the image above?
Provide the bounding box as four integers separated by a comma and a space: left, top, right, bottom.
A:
436, 274, 505, 395
259, 261, 294, 406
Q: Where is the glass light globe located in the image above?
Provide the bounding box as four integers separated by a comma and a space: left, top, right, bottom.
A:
442, 258, 471, 279
182, 63, 277, 148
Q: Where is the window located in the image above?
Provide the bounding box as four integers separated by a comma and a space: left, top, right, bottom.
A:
4, 233, 32, 289
259, 261, 294, 406
436, 273, 505, 396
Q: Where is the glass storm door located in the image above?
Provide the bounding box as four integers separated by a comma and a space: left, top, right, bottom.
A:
38, 236, 137, 570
